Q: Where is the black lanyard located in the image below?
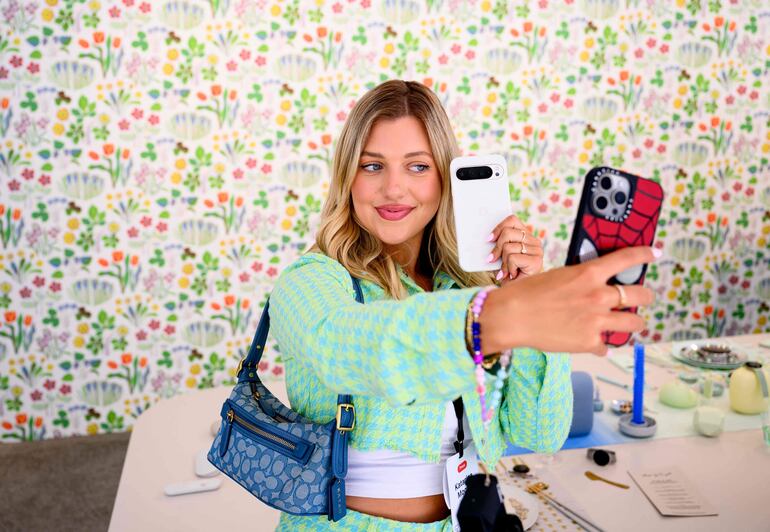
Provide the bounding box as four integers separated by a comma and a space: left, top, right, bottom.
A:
452, 398, 464, 457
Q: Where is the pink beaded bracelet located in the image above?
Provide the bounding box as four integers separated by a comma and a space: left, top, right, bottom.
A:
469, 286, 496, 425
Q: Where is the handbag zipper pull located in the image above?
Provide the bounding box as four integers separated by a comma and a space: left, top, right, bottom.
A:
220, 409, 234, 457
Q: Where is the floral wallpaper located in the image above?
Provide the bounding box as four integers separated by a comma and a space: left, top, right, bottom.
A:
0, 0, 768, 441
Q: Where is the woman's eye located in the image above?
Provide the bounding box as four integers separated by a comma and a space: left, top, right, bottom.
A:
360, 162, 429, 173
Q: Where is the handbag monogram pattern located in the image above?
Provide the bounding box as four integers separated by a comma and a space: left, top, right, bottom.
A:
207, 275, 362, 521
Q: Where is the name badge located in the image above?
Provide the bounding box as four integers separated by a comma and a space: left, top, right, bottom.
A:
443, 441, 480, 532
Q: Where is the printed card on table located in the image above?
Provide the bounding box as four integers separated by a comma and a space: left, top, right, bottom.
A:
628, 466, 718, 517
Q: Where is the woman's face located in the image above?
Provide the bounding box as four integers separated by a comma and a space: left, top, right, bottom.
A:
351, 116, 442, 262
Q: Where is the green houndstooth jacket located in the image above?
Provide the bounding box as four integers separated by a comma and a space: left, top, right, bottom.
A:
269, 252, 573, 471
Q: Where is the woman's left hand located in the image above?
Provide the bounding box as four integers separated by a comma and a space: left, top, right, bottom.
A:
487, 214, 544, 284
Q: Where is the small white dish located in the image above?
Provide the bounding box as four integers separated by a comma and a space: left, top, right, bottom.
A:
194, 448, 220, 478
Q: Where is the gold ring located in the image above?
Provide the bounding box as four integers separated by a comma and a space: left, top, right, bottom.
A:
521, 241, 527, 255
614, 284, 628, 308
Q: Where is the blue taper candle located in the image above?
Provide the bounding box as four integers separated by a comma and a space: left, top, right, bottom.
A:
632, 342, 645, 425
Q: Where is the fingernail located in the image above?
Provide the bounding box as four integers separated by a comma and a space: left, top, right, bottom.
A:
487, 233, 495, 242
495, 270, 504, 281
509, 272, 515, 279
486, 253, 495, 263
652, 248, 662, 259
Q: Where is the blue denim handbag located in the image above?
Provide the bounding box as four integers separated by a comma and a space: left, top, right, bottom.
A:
207, 274, 362, 521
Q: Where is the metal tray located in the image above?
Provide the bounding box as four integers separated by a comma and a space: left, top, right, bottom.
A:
671, 341, 746, 370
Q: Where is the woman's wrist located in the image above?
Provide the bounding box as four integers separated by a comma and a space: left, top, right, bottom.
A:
477, 284, 527, 353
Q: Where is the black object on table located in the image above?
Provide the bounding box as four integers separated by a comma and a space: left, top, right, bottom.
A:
457, 473, 524, 532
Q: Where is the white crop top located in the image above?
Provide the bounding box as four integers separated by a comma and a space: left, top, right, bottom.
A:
345, 401, 473, 498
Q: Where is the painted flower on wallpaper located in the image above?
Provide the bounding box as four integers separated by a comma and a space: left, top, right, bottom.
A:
88, 143, 132, 188
196, 85, 239, 128
0, 1, 767, 441
98, 251, 141, 293
1, 312, 35, 355
2, 413, 45, 441
203, 192, 245, 234
606, 71, 643, 110
510, 21, 548, 64
0, 205, 24, 248
697, 116, 733, 156
78, 32, 124, 77
510, 125, 548, 165
106, 353, 149, 394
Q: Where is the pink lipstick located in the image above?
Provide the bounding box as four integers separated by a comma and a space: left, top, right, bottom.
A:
375, 205, 414, 221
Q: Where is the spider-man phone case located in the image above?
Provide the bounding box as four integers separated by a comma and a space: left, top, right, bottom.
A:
565, 167, 664, 347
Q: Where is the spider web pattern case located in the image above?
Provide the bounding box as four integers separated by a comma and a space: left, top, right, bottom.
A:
566, 167, 664, 347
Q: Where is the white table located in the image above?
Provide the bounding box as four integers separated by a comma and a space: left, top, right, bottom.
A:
109, 334, 770, 531
499, 429, 769, 532
502, 332, 770, 532
108, 383, 285, 531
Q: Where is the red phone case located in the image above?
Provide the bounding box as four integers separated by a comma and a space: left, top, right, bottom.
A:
565, 167, 664, 347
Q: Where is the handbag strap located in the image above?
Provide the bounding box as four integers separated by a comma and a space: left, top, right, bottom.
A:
236, 275, 364, 406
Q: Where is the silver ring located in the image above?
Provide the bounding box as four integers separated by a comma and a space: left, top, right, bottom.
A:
521, 241, 527, 255
520, 229, 526, 243
614, 284, 627, 308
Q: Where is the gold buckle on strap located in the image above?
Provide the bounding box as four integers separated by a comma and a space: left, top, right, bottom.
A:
335, 404, 355, 432
236, 358, 245, 375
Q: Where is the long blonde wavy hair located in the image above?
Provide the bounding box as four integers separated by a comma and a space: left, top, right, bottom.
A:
311, 80, 496, 299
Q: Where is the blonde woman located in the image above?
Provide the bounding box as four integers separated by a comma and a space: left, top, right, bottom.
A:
269, 80, 656, 530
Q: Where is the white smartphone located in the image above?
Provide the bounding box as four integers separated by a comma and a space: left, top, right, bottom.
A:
450, 154, 512, 272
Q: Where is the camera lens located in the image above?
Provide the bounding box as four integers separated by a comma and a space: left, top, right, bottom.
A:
459, 166, 495, 180
614, 191, 627, 204
601, 176, 612, 190
596, 196, 608, 210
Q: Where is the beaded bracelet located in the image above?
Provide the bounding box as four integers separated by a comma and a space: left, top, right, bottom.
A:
468, 286, 513, 427
465, 302, 502, 369
487, 349, 512, 423
469, 286, 496, 425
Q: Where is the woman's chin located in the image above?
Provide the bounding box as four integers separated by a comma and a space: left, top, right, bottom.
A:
372, 229, 414, 247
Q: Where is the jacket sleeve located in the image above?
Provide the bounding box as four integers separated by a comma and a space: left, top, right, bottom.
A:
497, 349, 572, 453
268, 253, 479, 406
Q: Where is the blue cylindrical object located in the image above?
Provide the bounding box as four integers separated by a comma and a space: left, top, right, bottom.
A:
632, 343, 645, 425
568, 371, 594, 437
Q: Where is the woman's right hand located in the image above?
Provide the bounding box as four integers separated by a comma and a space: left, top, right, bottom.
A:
479, 246, 659, 356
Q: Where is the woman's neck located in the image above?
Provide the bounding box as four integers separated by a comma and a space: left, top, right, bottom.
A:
393, 254, 433, 292
397, 264, 429, 290
384, 234, 433, 291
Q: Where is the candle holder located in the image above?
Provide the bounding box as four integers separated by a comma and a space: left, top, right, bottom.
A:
619, 413, 657, 438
